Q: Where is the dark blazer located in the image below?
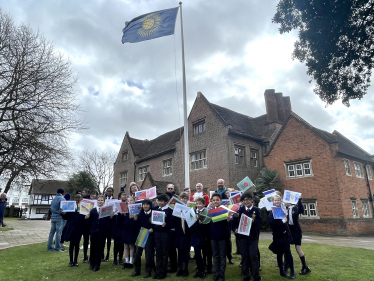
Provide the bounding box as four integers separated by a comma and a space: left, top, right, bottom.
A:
88, 208, 111, 234
111, 213, 125, 238
236, 205, 262, 240
152, 206, 174, 232
61, 210, 86, 243
136, 210, 152, 230
191, 209, 210, 247
287, 199, 304, 231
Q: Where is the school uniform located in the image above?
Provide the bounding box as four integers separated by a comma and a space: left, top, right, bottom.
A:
133, 210, 155, 275
237, 205, 262, 281
121, 213, 139, 245
61, 209, 86, 265
287, 199, 304, 245
152, 205, 173, 278
191, 208, 210, 275
111, 212, 125, 263
102, 196, 113, 261
88, 207, 111, 271
174, 215, 191, 274
268, 210, 294, 277
81, 195, 91, 262
210, 208, 230, 280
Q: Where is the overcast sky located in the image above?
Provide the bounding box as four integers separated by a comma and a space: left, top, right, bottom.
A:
2, 0, 373, 156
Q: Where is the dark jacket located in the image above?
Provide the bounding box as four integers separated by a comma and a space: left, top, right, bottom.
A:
152, 206, 173, 232
136, 210, 152, 230
210, 219, 230, 241
111, 213, 125, 237
287, 199, 304, 232
236, 205, 262, 240
88, 208, 111, 234
191, 209, 210, 247
0, 199, 7, 217
268, 211, 288, 239
61, 210, 86, 243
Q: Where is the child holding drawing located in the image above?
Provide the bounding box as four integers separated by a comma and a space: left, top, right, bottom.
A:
234, 191, 262, 281
268, 194, 295, 279
121, 196, 139, 270
111, 192, 126, 266
85, 195, 111, 272
132, 199, 154, 278
174, 192, 191, 277
286, 198, 311, 275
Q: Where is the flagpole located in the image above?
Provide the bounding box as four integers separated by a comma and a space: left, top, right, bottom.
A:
179, 2, 190, 189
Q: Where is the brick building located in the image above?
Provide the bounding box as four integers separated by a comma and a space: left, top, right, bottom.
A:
113, 89, 374, 234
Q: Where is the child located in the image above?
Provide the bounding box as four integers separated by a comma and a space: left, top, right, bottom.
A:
174, 192, 191, 277
82, 190, 98, 263
131, 199, 154, 278
286, 198, 311, 275
234, 192, 262, 281
111, 192, 126, 265
191, 197, 209, 279
210, 193, 231, 281
152, 194, 173, 280
268, 194, 295, 279
121, 196, 139, 269
85, 195, 111, 272
60, 194, 85, 267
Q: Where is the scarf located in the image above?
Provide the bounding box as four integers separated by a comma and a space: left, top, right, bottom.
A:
216, 187, 226, 196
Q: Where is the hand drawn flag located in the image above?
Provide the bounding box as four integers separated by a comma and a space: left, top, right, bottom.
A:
167, 195, 184, 209
122, 7, 179, 44
238, 214, 252, 236
227, 203, 241, 215
237, 176, 254, 191
184, 207, 197, 228
146, 186, 157, 199
135, 190, 147, 201
151, 210, 165, 225
135, 227, 150, 248
272, 207, 286, 220
209, 207, 228, 223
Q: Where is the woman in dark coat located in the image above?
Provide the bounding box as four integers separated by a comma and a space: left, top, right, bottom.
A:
268, 194, 295, 279
60, 194, 85, 267
121, 196, 139, 269
111, 192, 126, 265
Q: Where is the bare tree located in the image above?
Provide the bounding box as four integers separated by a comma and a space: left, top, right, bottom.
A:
0, 10, 86, 192
76, 149, 116, 195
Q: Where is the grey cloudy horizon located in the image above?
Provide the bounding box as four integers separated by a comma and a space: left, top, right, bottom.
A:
1, 0, 373, 157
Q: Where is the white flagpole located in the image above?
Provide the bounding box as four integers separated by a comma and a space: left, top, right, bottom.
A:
179, 2, 190, 189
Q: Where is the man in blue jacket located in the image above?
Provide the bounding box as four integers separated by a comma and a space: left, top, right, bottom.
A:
47, 188, 66, 252
0, 193, 7, 227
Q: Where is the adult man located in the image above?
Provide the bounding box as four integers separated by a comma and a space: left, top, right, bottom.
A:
47, 188, 66, 252
216, 179, 228, 199
166, 183, 178, 273
0, 193, 7, 227
165, 183, 176, 199
190, 183, 210, 206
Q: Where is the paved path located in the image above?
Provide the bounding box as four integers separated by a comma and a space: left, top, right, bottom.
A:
1, 219, 374, 251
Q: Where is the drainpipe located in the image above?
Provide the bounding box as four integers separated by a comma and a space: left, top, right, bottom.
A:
364, 162, 374, 218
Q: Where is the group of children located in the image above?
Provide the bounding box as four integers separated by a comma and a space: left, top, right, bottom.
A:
58, 185, 311, 281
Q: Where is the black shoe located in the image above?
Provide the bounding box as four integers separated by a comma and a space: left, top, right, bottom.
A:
74, 262, 79, 267
212, 274, 220, 281
206, 268, 213, 274
183, 270, 189, 277
127, 263, 134, 269
176, 269, 184, 276
112, 260, 118, 265
284, 263, 290, 274
93, 267, 100, 272
68, 262, 74, 267
89, 265, 93, 270
289, 273, 296, 279
119, 259, 124, 265
300, 266, 311, 275
233, 252, 240, 255
131, 271, 141, 277
83, 257, 88, 263
143, 272, 152, 278
228, 259, 234, 265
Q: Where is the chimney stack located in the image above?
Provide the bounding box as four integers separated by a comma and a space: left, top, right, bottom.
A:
264, 89, 292, 124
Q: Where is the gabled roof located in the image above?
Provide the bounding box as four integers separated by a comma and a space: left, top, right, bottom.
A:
266, 112, 373, 164
29, 179, 68, 195
210, 103, 268, 140
333, 131, 374, 164
128, 127, 183, 161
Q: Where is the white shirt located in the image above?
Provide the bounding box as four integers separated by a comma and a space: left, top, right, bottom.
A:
144, 210, 151, 215
288, 206, 294, 225
193, 192, 203, 200
245, 206, 253, 212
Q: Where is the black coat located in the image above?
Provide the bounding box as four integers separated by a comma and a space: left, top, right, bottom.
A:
268, 210, 291, 255
121, 213, 139, 244
236, 206, 262, 240
111, 213, 125, 238
88, 208, 111, 234
61, 211, 86, 243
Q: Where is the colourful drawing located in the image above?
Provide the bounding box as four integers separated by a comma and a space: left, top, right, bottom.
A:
236, 176, 254, 191
221, 199, 230, 206
187, 201, 196, 208
82, 199, 96, 208
272, 207, 286, 219
115, 202, 128, 213
151, 210, 165, 225
146, 186, 157, 199
135, 227, 149, 248
167, 196, 184, 209
229, 193, 241, 205
227, 203, 241, 215
99, 205, 113, 219
184, 207, 197, 228
60, 201, 76, 212
79, 202, 92, 215
259, 197, 273, 211
135, 190, 147, 201
128, 203, 142, 215
283, 190, 302, 204
238, 214, 252, 236
209, 207, 228, 223
172, 203, 190, 218
230, 191, 241, 197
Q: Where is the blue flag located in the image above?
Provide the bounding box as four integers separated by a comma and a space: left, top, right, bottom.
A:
122, 7, 179, 44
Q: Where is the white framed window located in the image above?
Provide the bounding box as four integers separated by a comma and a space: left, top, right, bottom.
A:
120, 171, 128, 186
163, 159, 172, 175
235, 146, 244, 165
286, 160, 313, 179
361, 199, 371, 218
300, 199, 318, 217
351, 200, 359, 218
250, 149, 258, 167
366, 166, 372, 180
191, 150, 207, 170
194, 122, 205, 135
138, 166, 149, 181
353, 162, 364, 178
13, 197, 19, 203
344, 159, 351, 176
288, 165, 295, 177
122, 151, 128, 161
22, 198, 29, 203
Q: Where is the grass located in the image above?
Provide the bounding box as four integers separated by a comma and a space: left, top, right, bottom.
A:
0, 240, 373, 281
0, 227, 13, 231
3, 217, 22, 221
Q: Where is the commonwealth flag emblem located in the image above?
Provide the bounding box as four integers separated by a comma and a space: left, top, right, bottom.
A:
122, 7, 179, 43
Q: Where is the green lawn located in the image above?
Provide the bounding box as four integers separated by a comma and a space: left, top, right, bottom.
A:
3, 217, 21, 220
0, 240, 373, 281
